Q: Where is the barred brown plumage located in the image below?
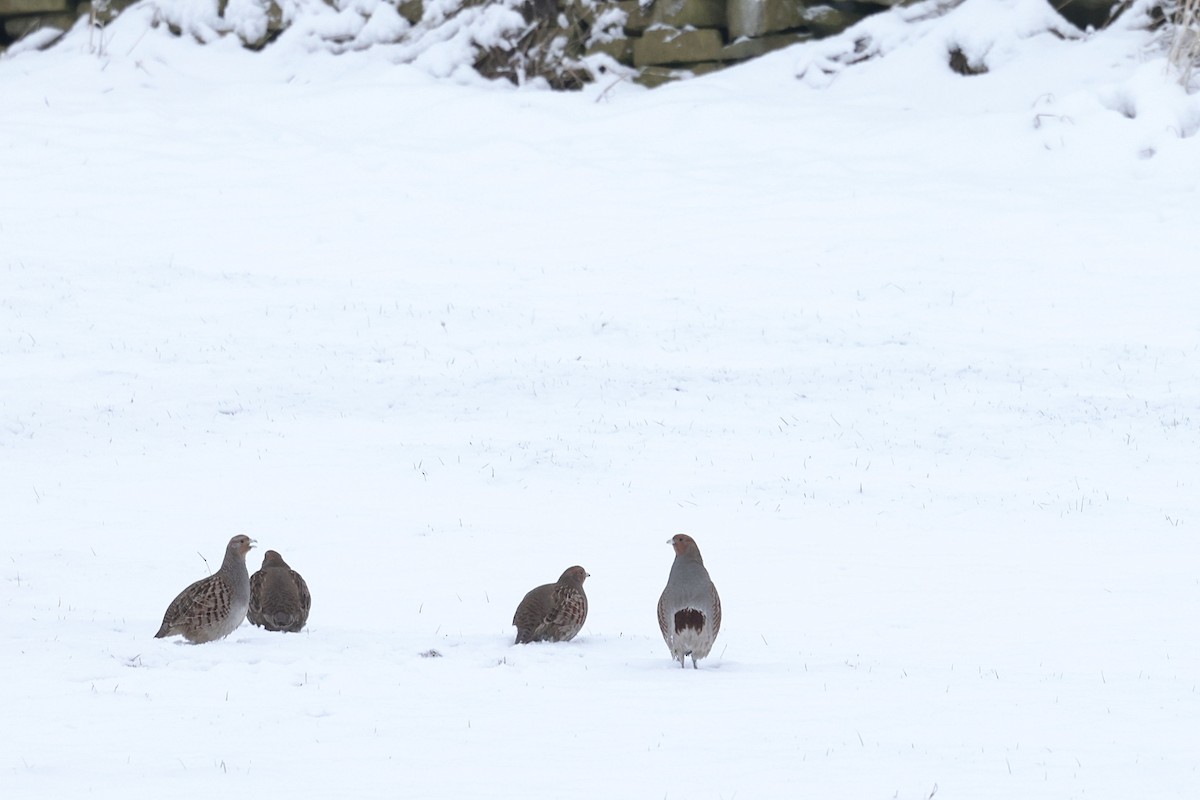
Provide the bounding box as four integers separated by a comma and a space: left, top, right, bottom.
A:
155, 535, 255, 644
512, 565, 590, 644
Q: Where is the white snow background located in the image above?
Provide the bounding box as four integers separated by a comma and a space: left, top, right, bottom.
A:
2, 0, 1199, 797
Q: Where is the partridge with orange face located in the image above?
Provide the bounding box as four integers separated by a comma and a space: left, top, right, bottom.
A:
155, 535, 255, 644
657, 534, 721, 668
513, 566, 589, 644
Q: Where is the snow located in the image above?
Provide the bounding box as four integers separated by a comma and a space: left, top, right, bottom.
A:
2, 0, 1199, 797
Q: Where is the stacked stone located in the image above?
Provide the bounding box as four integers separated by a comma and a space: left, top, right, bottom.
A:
0, 0, 135, 52
0, 0, 1126, 84
2, 0, 80, 48
582, 0, 901, 87
579, 0, 1124, 87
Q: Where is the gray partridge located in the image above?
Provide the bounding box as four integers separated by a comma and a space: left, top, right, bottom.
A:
512, 566, 589, 644
657, 534, 721, 668
155, 535, 255, 643
248, 549, 311, 633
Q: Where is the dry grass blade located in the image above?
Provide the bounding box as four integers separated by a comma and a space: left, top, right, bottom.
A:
1169, 0, 1200, 86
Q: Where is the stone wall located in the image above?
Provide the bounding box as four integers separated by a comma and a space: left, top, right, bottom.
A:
0, 0, 1115, 86
582, 0, 902, 86
576, 0, 1122, 85
0, 0, 135, 49
0, 0, 899, 78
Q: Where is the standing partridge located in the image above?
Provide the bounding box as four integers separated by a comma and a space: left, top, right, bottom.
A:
155, 535, 255, 644
248, 549, 311, 633
512, 566, 590, 644
657, 534, 722, 668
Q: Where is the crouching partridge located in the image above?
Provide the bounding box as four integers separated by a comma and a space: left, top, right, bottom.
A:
512, 566, 590, 644
155, 535, 255, 643
248, 550, 311, 633
657, 534, 721, 668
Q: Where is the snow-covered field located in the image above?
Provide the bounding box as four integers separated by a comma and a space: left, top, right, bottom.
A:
2, 1, 1199, 797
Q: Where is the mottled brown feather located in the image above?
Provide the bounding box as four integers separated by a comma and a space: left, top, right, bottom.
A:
513, 566, 589, 644
248, 550, 311, 633
155, 535, 254, 644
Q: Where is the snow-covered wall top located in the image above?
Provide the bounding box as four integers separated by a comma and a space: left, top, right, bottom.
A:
0, 0, 1161, 88
0, 0, 1121, 88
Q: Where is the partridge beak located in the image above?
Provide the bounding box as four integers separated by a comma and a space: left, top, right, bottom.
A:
249, 538, 258, 549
